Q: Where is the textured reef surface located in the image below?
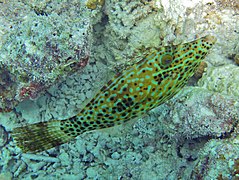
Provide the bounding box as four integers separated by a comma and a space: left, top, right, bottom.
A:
0, 0, 239, 179
0, 0, 91, 112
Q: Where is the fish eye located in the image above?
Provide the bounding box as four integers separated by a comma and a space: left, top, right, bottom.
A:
161, 54, 173, 66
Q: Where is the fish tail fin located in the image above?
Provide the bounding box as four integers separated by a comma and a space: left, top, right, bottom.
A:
11, 119, 76, 153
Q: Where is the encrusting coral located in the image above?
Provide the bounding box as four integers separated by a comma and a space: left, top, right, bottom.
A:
0, 1, 91, 111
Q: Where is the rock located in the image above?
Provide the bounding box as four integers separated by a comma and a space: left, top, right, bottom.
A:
0, 1, 91, 111
111, 152, 121, 160
157, 86, 239, 139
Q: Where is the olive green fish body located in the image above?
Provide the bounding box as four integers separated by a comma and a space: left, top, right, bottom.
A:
12, 35, 216, 152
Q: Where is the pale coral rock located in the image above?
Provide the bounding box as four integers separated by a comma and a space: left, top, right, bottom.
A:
191, 139, 239, 179
111, 152, 121, 160
198, 64, 239, 97
157, 87, 239, 139
0, 1, 91, 111
0, 172, 12, 180
59, 152, 71, 166
86, 166, 98, 178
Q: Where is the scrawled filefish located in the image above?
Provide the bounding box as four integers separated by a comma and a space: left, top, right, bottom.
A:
11, 35, 216, 153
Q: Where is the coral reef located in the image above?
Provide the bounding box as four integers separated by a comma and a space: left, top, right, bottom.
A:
0, 67, 17, 112
190, 138, 239, 179
198, 64, 239, 97
13, 58, 110, 124
0, 99, 188, 179
90, 0, 239, 72
91, 0, 159, 67
156, 86, 239, 139
0, 1, 91, 111
0, 0, 239, 179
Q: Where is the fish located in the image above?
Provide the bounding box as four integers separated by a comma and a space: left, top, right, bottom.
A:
11, 35, 216, 153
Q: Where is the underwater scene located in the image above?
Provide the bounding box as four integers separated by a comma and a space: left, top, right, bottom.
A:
0, 0, 239, 179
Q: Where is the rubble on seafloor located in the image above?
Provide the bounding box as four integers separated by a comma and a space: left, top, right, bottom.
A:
0, 0, 239, 179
